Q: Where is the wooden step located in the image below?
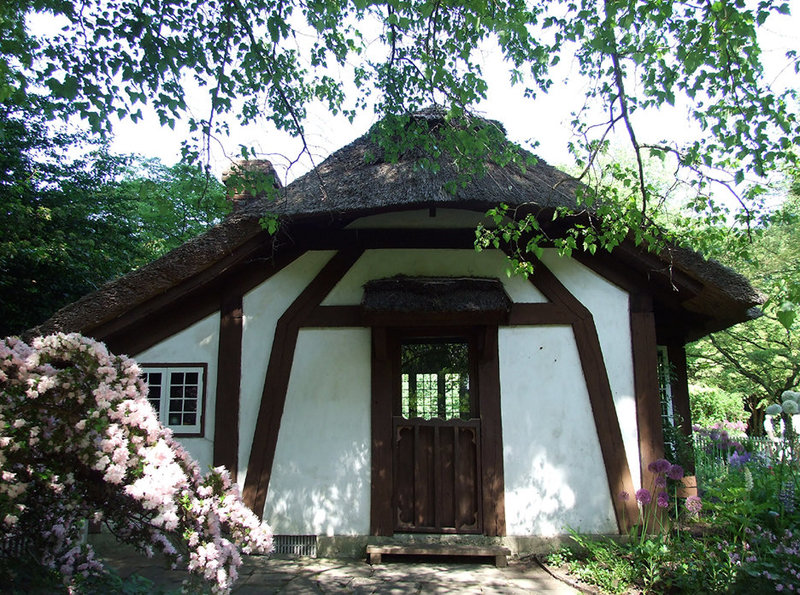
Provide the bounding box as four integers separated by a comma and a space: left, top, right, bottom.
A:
366, 544, 510, 567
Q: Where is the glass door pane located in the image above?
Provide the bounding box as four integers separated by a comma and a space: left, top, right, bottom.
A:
400, 340, 470, 420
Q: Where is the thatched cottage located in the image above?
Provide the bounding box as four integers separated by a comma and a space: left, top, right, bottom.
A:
33, 111, 762, 557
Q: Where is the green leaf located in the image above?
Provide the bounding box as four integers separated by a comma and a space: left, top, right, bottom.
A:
777, 302, 796, 331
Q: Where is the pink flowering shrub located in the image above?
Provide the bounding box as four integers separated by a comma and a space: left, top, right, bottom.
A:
0, 333, 273, 592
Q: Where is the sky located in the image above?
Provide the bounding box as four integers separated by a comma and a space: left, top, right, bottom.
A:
32, 6, 799, 185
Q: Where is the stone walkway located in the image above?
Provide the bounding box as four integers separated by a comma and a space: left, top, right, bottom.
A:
96, 544, 581, 594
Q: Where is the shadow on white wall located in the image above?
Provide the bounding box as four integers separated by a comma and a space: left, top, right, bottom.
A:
266, 437, 370, 536
504, 446, 617, 536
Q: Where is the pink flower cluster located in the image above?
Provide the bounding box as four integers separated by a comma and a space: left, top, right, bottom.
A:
0, 333, 273, 592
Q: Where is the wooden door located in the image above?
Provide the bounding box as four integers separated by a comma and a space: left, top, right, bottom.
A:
392, 337, 482, 533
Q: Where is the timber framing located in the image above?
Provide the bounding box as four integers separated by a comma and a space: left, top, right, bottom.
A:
667, 344, 695, 473
235, 243, 640, 534
242, 248, 365, 516
217, 241, 643, 534
630, 294, 666, 495
76, 224, 674, 534
214, 292, 244, 477
521, 258, 640, 532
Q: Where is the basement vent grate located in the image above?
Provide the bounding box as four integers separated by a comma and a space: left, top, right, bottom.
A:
273, 535, 317, 557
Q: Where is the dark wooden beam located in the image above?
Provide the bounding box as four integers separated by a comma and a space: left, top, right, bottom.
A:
303, 305, 364, 327
288, 227, 477, 250
370, 326, 394, 535
242, 248, 364, 517
527, 257, 639, 533
363, 310, 508, 327
477, 325, 506, 536
507, 302, 576, 325
630, 294, 665, 496
213, 292, 243, 478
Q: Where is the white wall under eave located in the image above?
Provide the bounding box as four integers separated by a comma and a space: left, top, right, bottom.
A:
238, 251, 336, 487
264, 328, 372, 536
321, 249, 547, 305
499, 326, 618, 535
134, 312, 220, 470
539, 250, 640, 488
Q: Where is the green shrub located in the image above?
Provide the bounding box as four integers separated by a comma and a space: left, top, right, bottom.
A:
690, 384, 749, 429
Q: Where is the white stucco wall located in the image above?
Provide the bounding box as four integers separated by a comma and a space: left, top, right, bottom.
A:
229, 238, 638, 537
499, 326, 618, 535
539, 250, 640, 488
322, 249, 546, 305
238, 251, 336, 484
264, 328, 372, 535
134, 312, 220, 469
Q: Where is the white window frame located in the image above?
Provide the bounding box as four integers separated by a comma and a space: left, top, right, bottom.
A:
657, 346, 676, 457
141, 364, 206, 436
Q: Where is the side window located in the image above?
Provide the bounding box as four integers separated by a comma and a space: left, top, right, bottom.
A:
141, 364, 206, 436
657, 346, 674, 424
657, 346, 676, 457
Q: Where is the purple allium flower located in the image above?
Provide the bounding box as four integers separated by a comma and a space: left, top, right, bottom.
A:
728, 451, 751, 468
647, 459, 671, 474
685, 495, 702, 514
667, 464, 684, 480
636, 488, 652, 505
655, 476, 667, 489
657, 491, 669, 508
619, 491, 630, 501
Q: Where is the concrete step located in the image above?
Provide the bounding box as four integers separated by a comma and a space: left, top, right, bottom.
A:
366, 543, 511, 567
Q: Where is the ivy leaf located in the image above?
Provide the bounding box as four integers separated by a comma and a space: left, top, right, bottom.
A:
777, 301, 796, 331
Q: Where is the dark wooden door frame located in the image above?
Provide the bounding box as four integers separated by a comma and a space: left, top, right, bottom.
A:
371, 325, 506, 537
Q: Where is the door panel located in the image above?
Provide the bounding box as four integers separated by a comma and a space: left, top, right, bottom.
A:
393, 418, 482, 533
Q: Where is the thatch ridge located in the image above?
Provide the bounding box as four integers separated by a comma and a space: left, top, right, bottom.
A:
240, 126, 582, 222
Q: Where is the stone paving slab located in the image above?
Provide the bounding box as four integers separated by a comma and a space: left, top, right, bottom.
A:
95, 542, 580, 594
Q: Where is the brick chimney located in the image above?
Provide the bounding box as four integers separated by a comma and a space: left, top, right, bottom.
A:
221, 159, 281, 212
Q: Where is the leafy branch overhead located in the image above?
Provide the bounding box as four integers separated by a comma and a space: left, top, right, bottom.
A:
2, 0, 797, 248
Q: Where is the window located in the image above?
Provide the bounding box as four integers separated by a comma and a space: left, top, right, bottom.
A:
399, 339, 472, 420
657, 346, 676, 458
141, 365, 206, 435
657, 346, 674, 423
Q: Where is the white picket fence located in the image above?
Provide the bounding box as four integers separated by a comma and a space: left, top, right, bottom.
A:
694, 433, 796, 464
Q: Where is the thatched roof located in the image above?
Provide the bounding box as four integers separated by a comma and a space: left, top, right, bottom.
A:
239, 118, 581, 222
363, 277, 512, 314
29, 110, 763, 342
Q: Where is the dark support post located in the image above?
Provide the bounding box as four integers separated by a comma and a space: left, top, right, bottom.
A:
370, 326, 394, 535
214, 293, 243, 478
630, 294, 666, 489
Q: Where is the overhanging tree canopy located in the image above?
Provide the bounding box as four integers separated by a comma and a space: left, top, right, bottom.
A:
3, 0, 798, 296
4, 1, 796, 183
